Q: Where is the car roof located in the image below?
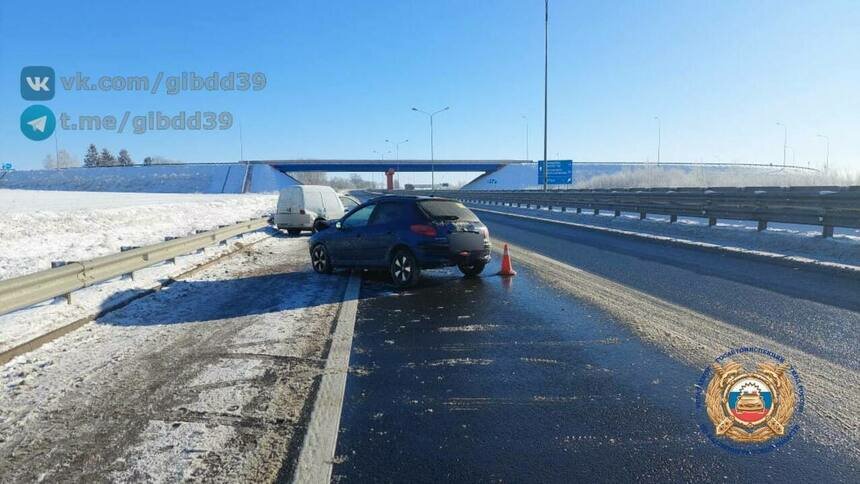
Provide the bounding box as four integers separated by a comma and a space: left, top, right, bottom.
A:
366, 194, 458, 203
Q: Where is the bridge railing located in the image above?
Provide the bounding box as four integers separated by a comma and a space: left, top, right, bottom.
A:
387, 186, 860, 237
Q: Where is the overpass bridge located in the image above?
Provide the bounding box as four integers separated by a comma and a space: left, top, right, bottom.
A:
249, 159, 527, 189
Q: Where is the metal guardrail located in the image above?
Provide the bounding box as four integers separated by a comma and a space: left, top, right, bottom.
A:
0, 217, 270, 316
388, 186, 860, 237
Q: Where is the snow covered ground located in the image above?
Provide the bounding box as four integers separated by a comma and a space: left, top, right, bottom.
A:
468, 202, 860, 269
0, 164, 298, 194
0, 189, 279, 353
0, 236, 346, 481
462, 163, 856, 190
0, 189, 277, 280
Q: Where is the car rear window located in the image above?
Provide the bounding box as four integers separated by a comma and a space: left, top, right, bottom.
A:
418, 200, 479, 222
370, 202, 417, 225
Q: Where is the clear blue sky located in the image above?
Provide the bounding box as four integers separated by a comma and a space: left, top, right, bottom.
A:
1, 0, 858, 182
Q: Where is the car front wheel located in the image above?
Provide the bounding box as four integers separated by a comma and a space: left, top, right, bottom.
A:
458, 261, 486, 277
390, 249, 419, 288
311, 244, 333, 274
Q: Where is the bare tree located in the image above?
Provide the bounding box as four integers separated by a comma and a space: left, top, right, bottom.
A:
43, 149, 80, 169
290, 172, 328, 185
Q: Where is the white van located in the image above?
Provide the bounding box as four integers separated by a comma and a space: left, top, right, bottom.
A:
274, 185, 346, 235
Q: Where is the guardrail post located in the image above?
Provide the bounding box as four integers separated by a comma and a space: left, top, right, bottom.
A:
561, 206, 566, 212
50, 261, 74, 304
120, 246, 139, 280
576, 208, 581, 214
614, 210, 621, 217
670, 214, 677, 223
164, 236, 179, 263
639, 212, 646, 220
822, 225, 834, 238
757, 220, 767, 231
708, 217, 717, 227
593, 209, 600, 215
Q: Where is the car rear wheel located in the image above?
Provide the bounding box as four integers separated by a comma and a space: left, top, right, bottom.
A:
390, 249, 419, 288
287, 228, 302, 236
458, 261, 486, 277
311, 244, 333, 274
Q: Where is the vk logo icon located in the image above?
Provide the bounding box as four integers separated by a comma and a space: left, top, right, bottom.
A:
21, 66, 55, 100
20, 105, 56, 141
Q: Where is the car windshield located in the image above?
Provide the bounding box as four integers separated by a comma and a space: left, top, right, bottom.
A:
418, 200, 479, 222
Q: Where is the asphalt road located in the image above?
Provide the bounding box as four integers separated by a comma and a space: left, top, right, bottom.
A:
331, 202, 859, 482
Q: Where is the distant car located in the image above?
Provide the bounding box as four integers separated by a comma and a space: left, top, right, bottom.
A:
274, 185, 346, 236
308, 196, 491, 287
339, 194, 360, 211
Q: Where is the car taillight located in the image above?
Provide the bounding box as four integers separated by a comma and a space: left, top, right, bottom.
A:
410, 224, 437, 237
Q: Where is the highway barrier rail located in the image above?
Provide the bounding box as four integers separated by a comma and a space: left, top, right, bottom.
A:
390, 186, 860, 237
0, 217, 270, 317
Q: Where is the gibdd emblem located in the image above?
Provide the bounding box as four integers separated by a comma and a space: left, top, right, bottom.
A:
704, 360, 796, 443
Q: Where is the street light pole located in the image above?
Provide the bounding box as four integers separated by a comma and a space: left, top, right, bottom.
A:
654, 116, 661, 164
776, 122, 787, 167
386, 138, 409, 188
542, 0, 549, 191
412, 106, 449, 190
817, 134, 830, 171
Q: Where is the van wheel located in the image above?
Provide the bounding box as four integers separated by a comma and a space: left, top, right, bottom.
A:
287, 229, 301, 236
390, 249, 419, 288
458, 262, 486, 277
311, 244, 333, 274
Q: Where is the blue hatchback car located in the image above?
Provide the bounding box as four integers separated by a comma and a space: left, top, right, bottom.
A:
308, 195, 491, 287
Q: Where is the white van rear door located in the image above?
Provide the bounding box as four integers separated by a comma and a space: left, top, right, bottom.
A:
277, 187, 303, 213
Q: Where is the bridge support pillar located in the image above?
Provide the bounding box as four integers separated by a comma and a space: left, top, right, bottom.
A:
385, 169, 396, 191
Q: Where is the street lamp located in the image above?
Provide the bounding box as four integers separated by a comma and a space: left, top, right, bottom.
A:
776, 122, 787, 167
654, 116, 661, 164
817, 134, 830, 171
372, 150, 391, 188
542, 0, 549, 191
386, 138, 409, 188
411, 106, 449, 190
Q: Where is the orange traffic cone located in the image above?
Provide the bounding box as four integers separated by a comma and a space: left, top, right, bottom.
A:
497, 244, 517, 276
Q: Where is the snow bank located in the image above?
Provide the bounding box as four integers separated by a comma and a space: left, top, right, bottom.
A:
462, 163, 853, 190
0, 190, 277, 280
0, 164, 299, 194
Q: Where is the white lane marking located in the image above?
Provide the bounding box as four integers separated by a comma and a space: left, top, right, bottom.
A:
472, 206, 860, 277
292, 272, 361, 484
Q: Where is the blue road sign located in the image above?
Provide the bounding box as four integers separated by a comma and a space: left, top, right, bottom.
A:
538, 160, 573, 184
1, 163, 12, 171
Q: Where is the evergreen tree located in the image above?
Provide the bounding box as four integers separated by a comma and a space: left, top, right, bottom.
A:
118, 149, 133, 166
99, 148, 116, 167
84, 144, 99, 167
143, 156, 153, 166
